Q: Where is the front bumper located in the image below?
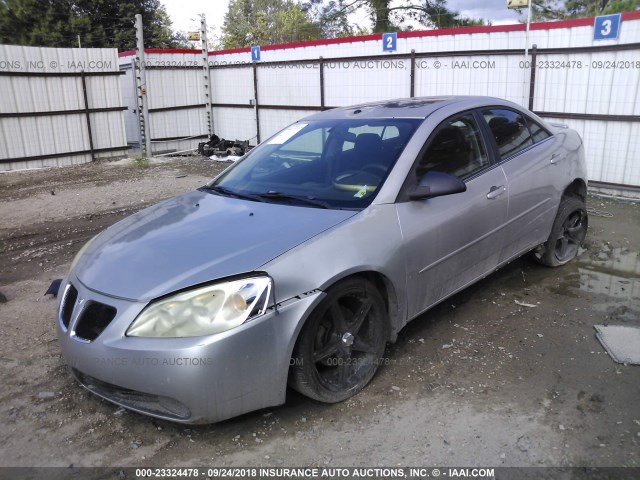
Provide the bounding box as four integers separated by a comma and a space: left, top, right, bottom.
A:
56, 276, 323, 423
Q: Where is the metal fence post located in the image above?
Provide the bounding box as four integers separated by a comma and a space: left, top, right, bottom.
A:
201, 15, 212, 137
319, 56, 325, 110
528, 44, 538, 111
410, 50, 416, 98
253, 63, 260, 143
80, 70, 95, 161
135, 13, 151, 156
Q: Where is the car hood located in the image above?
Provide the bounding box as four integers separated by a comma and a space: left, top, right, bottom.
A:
74, 190, 357, 301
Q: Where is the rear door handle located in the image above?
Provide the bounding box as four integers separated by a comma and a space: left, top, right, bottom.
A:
550, 153, 562, 164
487, 185, 506, 199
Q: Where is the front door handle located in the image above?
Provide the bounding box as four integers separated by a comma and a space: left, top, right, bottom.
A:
487, 185, 506, 199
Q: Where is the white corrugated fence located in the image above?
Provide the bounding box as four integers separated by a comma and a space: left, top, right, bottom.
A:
116, 11, 640, 190
2, 12, 639, 193
0, 45, 128, 171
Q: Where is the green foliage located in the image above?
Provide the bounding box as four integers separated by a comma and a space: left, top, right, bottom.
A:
302, 0, 366, 38
402, 0, 487, 29
527, 0, 640, 20
311, 0, 486, 34
222, 0, 322, 48
358, 0, 487, 32
133, 156, 150, 168
0, 0, 189, 49
220, 0, 487, 47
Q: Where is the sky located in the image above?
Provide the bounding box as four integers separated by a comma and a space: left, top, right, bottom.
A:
449, 0, 522, 24
161, 0, 522, 39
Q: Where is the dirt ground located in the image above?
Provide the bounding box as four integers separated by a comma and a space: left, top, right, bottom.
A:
0, 156, 638, 471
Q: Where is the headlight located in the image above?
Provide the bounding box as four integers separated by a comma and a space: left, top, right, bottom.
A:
126, 277, 272, 338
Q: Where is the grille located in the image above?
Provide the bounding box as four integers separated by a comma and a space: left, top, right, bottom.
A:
61, 284, 78, 328
72, 369, 191, 421
74, 302, 117, 341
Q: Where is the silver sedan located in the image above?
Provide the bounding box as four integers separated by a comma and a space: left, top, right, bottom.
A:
55, 96, 588, 423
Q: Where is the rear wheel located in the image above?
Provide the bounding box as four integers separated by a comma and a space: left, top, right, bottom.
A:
534, 196, 588, 267
289, 278, 388, 403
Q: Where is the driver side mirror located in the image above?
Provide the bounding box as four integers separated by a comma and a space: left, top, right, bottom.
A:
409, 171, 466, 201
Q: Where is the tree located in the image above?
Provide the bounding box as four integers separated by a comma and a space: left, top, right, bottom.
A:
1, 0, 76, 47
524, 0, 640, 21
302, 0, 364, 38
219, 0, 486, 47
221, 0, 322, 48
0, 0, 188, 49
306, 0, 486, 34
397, 0, 487, 29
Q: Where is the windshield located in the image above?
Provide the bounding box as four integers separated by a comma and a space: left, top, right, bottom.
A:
205, 118, 422, 210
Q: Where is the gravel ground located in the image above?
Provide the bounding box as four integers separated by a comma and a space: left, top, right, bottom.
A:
0, 156, 638, 471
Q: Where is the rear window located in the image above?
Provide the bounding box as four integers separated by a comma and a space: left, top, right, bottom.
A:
483, 109, 534, 159
526, 117, 552, 143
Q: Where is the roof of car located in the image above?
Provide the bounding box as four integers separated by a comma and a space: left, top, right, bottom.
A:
301, 96, 514, 121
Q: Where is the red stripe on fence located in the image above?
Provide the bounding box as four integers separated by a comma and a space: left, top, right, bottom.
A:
117, 10, 640, 57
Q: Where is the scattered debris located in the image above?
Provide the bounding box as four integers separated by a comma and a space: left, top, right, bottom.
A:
198, 134, 251, 158
594, 325, 640, 365
586, 208, 613, 218
210, 154, 243, 162
515, 300, 537, 308
44, 279, 62, 297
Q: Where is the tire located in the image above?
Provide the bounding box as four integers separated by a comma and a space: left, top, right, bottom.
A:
289, 277, 389, 403
534, 196, 588, 267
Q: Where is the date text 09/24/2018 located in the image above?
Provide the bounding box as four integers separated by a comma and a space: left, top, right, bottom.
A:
520, 60, 640, 69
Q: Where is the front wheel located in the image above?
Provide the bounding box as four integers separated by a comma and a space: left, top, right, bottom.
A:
534, 196, 588, 267
289, 278, 388, 403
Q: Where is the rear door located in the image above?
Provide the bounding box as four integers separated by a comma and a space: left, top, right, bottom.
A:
396, 111, 509, 319
480, 108, 559, 261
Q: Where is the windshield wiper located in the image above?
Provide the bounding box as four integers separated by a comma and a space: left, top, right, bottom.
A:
256, 191, 331, 209
203, 185, 265, 202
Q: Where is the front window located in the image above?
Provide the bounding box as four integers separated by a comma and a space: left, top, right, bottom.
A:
416, 113, 489, 181
205, 119, 421, 209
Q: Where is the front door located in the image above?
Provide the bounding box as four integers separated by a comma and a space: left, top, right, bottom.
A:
396, 111, 509, 319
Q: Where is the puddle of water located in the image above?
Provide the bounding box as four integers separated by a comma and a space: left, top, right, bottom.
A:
578, 248, 640, 299
549, 248, 640, 303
